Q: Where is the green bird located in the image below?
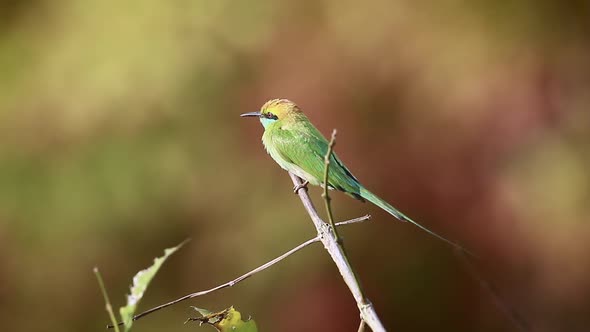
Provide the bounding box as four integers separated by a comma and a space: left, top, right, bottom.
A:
241, 98, 464, 250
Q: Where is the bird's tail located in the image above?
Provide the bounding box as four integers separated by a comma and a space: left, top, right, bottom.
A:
360, 187, 473, 255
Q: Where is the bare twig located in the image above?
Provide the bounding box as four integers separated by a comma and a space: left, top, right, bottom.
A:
106, 216, 369, 328
333, 214, 371, 226
336, 217, 371, 227
322, 129, 341, 242
358, 319, 367, 332
94, 267, 121, 332
288, 128, 386, 332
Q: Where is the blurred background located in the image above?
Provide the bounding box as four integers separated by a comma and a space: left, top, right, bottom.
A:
1, 0, 589, 331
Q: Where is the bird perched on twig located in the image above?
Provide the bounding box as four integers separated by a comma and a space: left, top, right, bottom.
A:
241, 99, 467, 251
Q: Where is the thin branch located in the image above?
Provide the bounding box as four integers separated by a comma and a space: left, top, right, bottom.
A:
94, 267, 121, 332
106, 216, 369, 329
322, 129, 341, 242
334, 214, 371, 226
322, 130, 368, 310
288, 128, 386, 332
358, 319, 367, 332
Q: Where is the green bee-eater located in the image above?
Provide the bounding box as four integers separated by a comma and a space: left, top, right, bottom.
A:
241, 99, 464, 249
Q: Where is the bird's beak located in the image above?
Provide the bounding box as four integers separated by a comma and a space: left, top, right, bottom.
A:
240, 112, 261, 118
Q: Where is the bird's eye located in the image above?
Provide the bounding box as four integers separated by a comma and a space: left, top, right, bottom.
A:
266, 112, 278, 120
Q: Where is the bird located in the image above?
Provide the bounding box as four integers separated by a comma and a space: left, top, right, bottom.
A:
241, 98, 466, 251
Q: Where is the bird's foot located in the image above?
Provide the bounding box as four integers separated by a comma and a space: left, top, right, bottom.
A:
293, 180, 309, 194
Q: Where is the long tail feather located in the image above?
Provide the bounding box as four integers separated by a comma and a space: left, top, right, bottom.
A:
360, 187, 474, 256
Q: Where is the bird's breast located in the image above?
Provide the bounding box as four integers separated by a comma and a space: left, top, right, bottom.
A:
262, 129, 320, 185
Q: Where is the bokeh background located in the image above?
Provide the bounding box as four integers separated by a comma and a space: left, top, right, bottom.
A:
1, 1, 589, 331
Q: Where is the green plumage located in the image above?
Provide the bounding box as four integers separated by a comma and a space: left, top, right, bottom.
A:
263, 115, 364, 200
241, 99, 466, 250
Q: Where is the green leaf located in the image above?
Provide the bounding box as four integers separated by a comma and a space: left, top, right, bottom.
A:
119, 240, 187, 331
187, 306, 258, 332
217, 307, 257, 332
190, 306, 213, 317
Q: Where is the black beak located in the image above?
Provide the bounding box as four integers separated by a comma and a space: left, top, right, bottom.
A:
240, 112, 261, 118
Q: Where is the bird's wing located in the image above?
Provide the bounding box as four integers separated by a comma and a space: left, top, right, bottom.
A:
270, 123, 363, 197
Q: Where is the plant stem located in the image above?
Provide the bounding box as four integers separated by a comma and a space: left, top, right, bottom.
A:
94, 267, 121, 332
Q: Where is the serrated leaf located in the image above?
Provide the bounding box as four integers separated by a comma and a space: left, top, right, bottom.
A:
216, 307, 258, 332
119, 240, 187, 331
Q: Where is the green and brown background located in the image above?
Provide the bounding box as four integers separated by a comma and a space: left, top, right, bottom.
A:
0, 1, 589, 331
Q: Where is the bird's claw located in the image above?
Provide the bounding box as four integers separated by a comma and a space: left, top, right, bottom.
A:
293, 180, 309, 194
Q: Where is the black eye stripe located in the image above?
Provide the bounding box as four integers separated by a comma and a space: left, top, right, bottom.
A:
265, 112, 278, 120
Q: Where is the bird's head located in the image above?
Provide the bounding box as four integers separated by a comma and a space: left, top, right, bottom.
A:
240, 99, 302, 129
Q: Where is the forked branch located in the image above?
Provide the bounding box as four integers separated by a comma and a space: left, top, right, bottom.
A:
106, 216, 370, 328
105, 130, 384, 330
288, 128, 386, 332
